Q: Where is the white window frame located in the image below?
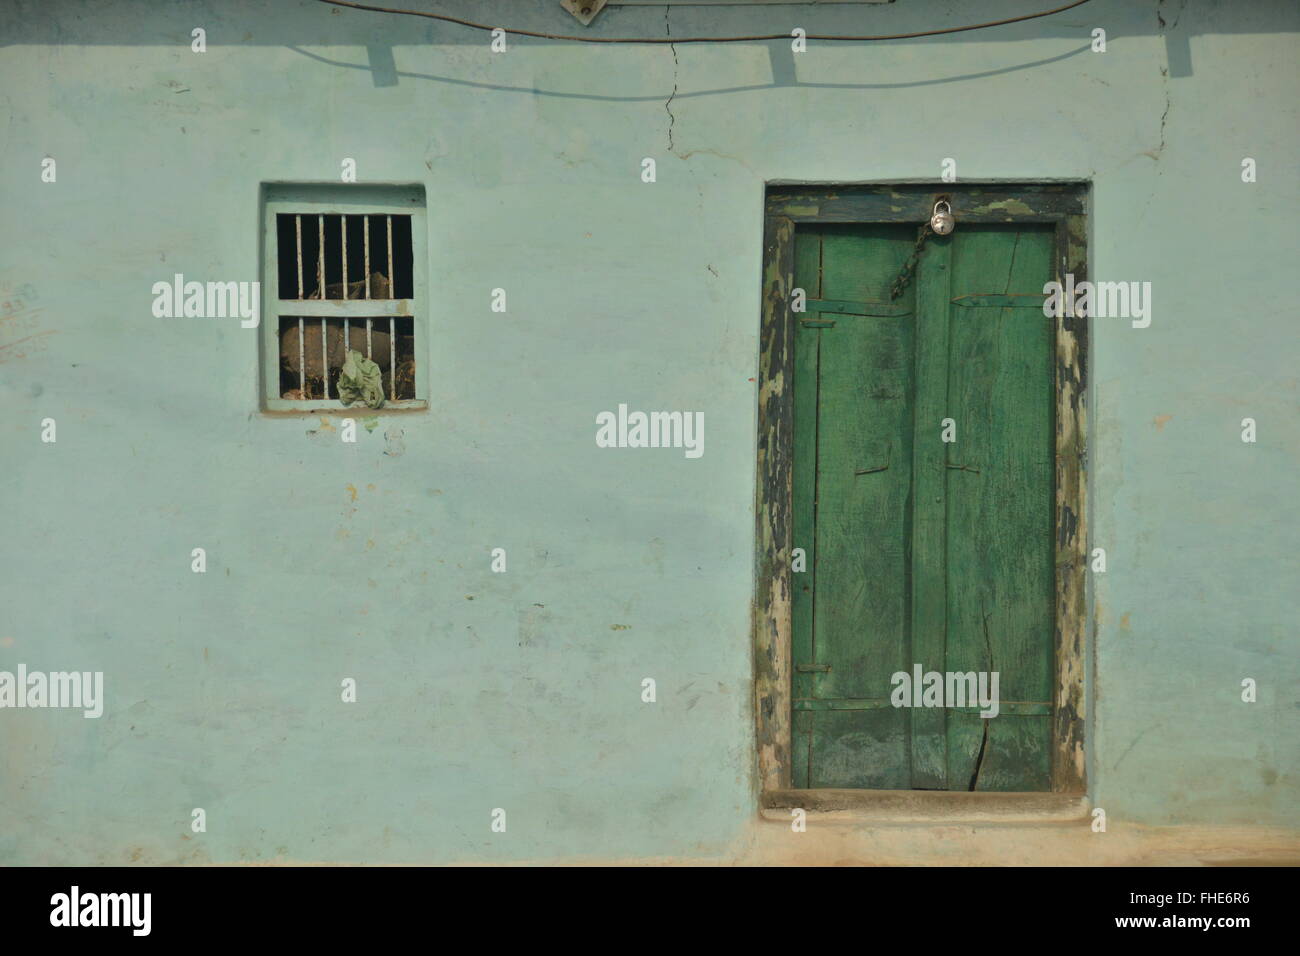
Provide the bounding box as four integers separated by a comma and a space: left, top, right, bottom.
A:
260, 183, 429, 413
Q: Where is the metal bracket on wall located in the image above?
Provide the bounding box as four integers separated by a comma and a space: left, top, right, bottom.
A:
560, 0, 608, 25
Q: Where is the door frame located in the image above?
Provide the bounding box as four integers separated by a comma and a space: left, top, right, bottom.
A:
753, 182, 1089, 805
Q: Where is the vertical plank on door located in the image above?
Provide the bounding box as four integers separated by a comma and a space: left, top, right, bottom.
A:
809, 226, 915, 788
794, 225, 915, 789
945, 225, 1056, 791
909, 233, 953, 789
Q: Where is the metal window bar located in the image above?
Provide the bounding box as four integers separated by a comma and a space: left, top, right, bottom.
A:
295, 215, 306, 395
295, 215, 303, 299
317, 215, 325, 300
321, 318, 329, 399
319, 215, 328, 399
388, 215, 395, 399
363, 215, 373, 365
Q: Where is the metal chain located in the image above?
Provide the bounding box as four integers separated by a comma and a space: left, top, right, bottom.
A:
889, 222, 934, 300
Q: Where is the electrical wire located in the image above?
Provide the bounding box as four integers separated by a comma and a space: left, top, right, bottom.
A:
315, 0, 1094, 43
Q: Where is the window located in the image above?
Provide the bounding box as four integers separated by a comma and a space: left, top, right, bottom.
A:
260, 184, 427, 411
754, 183, 1088, 804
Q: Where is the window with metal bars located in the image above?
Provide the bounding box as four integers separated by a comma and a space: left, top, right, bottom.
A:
260, 184, 427, 411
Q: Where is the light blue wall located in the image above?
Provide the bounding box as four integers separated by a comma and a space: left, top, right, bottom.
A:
1, 0, 1296, 864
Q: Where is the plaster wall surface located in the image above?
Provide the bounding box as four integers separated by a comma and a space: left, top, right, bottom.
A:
1, 0, 1296, 864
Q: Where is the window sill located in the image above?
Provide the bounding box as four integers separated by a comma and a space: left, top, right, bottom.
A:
263, 399, 428, 414
760, 789, 1090, 824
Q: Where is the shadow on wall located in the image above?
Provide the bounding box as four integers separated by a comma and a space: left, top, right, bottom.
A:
288, 41, 1094, 95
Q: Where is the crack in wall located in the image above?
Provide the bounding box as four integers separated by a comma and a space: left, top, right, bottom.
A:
1153, 63, 1172, 161
1151, 0, 1185, 161
664, 6, 678, 153
1156, 89, 1170, 158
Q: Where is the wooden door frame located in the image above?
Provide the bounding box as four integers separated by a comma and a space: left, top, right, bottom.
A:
754, 182, 1089, 805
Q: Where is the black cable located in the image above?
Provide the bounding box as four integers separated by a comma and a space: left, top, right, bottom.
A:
316, 0, 1094, 43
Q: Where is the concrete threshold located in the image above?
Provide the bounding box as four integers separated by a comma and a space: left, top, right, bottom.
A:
760, 788, 1091, 824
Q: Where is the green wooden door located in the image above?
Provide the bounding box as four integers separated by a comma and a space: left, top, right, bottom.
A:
791, 222, 1056, 791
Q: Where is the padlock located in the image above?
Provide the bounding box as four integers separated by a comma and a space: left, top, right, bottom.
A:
930, 200, 955, 236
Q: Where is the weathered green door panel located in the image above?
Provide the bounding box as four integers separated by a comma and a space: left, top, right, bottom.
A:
944, 225, 1055, 790
790, 221, 1056, 792
791, 226, 915, 789
814, 227, 915, 705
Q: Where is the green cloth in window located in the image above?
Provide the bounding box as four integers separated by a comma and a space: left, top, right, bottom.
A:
338, 349, 386, 409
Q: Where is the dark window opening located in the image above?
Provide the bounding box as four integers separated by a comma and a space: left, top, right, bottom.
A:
275, 213, 413, 301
